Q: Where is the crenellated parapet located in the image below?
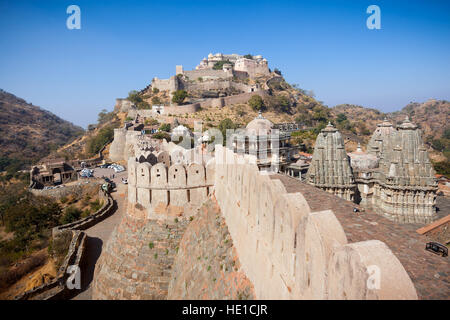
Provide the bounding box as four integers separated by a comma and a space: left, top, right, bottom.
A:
127, 157, 214, 218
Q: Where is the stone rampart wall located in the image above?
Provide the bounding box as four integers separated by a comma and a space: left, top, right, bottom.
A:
52, 189, 115, 236
15, 230, 86, 300
213, 145, 418, 299
127, 158, 214, 216
183, 69, 231, 80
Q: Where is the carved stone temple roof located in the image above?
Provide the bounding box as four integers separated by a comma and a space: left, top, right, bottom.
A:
306, 122, 355, 187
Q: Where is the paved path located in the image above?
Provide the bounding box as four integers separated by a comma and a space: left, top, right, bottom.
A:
72, 168, 128, 300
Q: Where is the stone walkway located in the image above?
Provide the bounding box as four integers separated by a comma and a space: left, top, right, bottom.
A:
72, 170, 128, 300
271, 174, 449, 300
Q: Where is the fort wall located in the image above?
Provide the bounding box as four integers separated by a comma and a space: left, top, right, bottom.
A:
183, 69, 232, 80
213, 145, 417, 299
151, 76, 179, 92
127, 157, 214, 219
109, 128, 127, 162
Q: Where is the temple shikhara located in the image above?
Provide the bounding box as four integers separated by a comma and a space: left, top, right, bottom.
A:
308, 117, 437, 224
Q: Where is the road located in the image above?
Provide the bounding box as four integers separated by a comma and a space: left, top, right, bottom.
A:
72, 167, 128, 300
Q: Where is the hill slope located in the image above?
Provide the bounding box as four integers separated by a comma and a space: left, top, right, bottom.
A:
0, 89, 84, 173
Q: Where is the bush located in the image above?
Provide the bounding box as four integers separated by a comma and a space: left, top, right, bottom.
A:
172, 90, 188, 105
0, 187, 61, 267
89, 199, 103, 212
336, 113, 347, 123
152, 87, 159, 94
432, 139, 445, 152
127, 90, 150, 109
60, 206, 82, 224
86, 125, 115, 156
248, 95, 264, 111
433, 161, 450, 178
152, 132, 171, 140
49, 230, 72, 269
97, 109, 115, 124
213, 60, 233, 70
151, 96, 161, 105
218, 118, 239, 145
159, 123, 171, 132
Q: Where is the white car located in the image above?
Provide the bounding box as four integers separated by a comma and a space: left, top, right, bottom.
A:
122, 179, 128, 184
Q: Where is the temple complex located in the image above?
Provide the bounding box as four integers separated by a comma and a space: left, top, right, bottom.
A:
309, 118, 438, 224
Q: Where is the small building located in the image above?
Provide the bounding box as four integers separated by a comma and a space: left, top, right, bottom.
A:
30, 159, 77, 188
230, 112, 294, 171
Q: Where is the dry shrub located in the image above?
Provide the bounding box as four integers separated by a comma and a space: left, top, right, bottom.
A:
0, 251, 47, 291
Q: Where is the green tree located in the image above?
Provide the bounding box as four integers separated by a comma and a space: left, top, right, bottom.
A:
172, 90, 188, 105
97, 109, 115, 124
127, 90, 150, 109
86, 125, 115, 156
336, 113, 347, 123
159, 123, 171, 132
218, 118, 239, 145
432, 139, 444, 151
248, 95, 264, 111
213, 60, 232, 70
60, 206, 82, 224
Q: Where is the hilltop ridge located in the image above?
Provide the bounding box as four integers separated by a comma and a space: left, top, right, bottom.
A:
0, 89, 84, 175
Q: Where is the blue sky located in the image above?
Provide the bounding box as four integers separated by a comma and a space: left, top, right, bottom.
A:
0, 0, 449, 128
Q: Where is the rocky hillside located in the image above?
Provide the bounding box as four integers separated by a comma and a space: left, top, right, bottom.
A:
0, 89, 84, 173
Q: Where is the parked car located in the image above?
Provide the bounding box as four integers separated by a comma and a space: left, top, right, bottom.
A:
122, 179, 128, 184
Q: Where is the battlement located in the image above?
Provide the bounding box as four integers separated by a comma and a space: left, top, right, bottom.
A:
127, 157, 215, 218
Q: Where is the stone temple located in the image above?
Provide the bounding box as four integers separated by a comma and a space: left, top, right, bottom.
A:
305, 122, 356, 201
308, 117, 438, 224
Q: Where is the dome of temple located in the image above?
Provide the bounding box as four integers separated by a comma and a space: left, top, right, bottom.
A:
398, 116, 418, 130
245, 112, 273, 134
171, 125, 192, 137
348, 143, 379, 171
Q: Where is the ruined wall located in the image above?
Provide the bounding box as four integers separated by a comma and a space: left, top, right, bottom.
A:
213, 145, 417, 299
